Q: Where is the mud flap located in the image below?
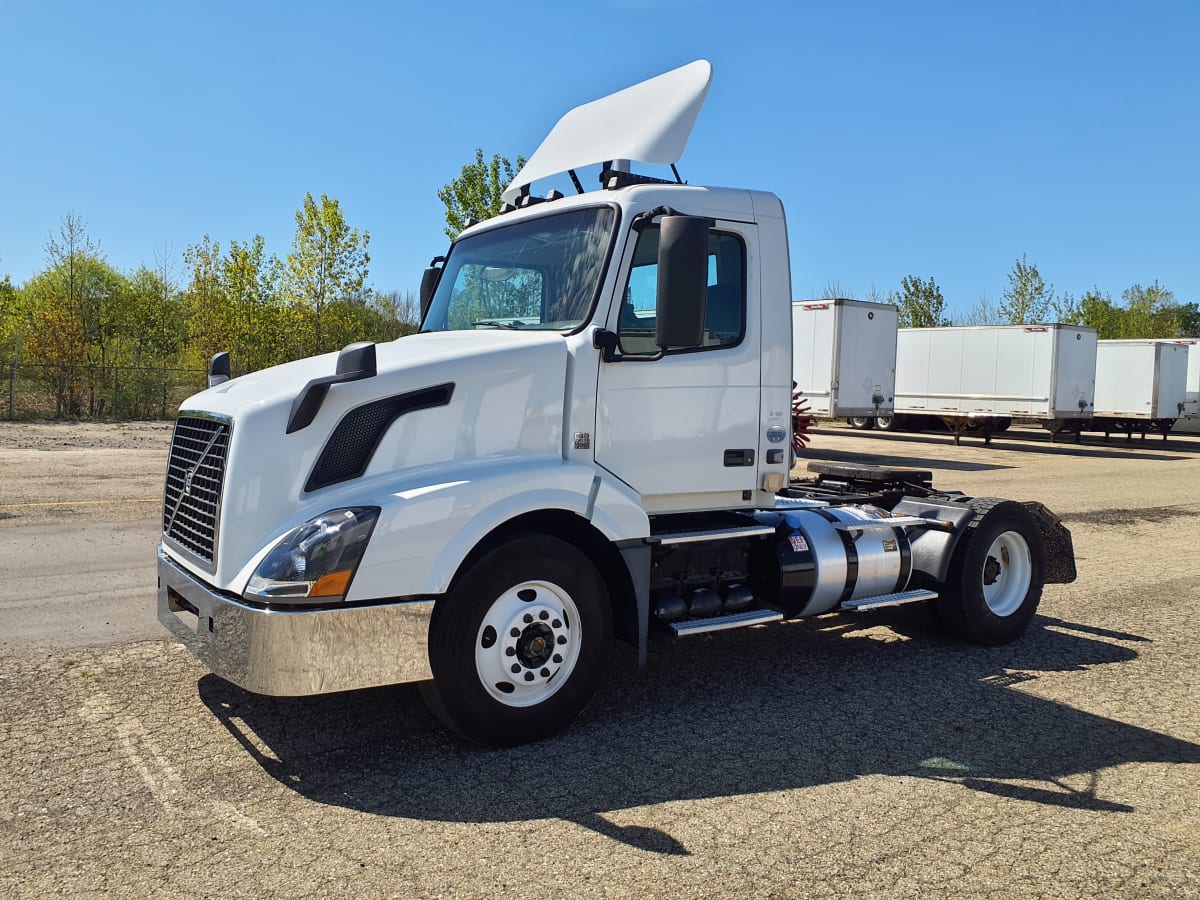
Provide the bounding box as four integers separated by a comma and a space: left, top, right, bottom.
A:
1021, 501, 1077, 584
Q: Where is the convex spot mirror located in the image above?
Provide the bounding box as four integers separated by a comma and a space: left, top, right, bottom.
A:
655, 215, 709, 349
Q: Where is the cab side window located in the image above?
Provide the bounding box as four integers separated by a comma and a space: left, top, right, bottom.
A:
617, 226, 745, 354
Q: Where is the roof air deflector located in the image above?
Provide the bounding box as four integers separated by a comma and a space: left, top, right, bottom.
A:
502, 60, 712, 204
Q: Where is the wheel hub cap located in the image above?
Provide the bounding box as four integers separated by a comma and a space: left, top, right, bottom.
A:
475, 580, 581, 707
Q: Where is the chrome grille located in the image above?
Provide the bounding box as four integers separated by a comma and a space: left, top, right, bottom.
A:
163, 415, 230, 567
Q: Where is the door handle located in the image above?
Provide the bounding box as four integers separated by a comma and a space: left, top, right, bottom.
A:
723, 449, 755, 467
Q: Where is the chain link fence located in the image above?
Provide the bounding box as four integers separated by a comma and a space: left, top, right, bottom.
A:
2, 362, 207, 420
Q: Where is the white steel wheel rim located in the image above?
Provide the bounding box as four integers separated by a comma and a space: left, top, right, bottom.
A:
981, 531, 1032, 617
475, 580, 582, 707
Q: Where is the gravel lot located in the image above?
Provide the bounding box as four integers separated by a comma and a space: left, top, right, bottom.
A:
1, 420, 1198, 897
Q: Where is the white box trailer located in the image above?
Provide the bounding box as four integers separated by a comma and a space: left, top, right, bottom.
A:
1161, 340, 1198, 419
1090, 339, 1189, 440
791, 299, 898, 418
890, 325, 1097, 441
1166, 340, 1200, 434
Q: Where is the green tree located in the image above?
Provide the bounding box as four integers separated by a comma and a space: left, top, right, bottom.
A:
893, 275, 949, 328
1076, 289, 1124, 338
182, 235, 231, 372
0, 272, 25, 364
1121, 281, 1182, 338
281, 193, 370, 355
222, 235, 282, 373
1050, 291, 1081, 325
26, 215, 128, 414
122, 264, 186, 415
371, 290, 422, 340
999, 254, 1055, 324
955, 294, 1002, 326
437, 149, 526, 240
1170, 302, 1200, 337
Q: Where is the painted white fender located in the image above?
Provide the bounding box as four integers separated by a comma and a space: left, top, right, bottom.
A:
343, 457, 648, 601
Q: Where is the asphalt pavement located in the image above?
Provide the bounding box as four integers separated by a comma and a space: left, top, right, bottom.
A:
1, 424, 1198, 897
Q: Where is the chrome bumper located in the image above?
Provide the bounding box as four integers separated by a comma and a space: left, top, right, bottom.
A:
157, 545, 434, 695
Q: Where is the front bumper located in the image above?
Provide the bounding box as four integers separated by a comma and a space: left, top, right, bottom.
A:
157, 545, 434, 695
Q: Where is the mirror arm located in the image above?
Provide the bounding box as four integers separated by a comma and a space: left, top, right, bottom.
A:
593, 329, 664, 363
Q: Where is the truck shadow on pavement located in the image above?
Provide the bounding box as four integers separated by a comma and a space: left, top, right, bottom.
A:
802, 446, 1013, 472
831, 428, 1200, 462
198, 611, 1200, 856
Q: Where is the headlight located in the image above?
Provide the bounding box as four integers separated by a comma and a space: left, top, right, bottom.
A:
244, 507, 379, 603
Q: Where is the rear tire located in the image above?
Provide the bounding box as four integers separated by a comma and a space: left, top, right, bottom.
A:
874, 415, 897, 432
933, 499, 1044, 645
424, 534, 611, 746
847, 416, 875, 430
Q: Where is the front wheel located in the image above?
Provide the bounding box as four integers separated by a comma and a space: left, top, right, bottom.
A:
424, 534, 611, 746
933, 499, 1044, 645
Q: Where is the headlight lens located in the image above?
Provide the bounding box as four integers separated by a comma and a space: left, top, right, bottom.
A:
244, 507, 379, 602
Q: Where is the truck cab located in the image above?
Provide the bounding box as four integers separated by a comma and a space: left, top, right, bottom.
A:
159, 61, 1075, 746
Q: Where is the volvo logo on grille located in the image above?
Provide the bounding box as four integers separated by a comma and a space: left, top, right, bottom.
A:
183, 467, 197, 496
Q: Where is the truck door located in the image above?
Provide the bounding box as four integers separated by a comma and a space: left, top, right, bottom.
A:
594, 220, 761, 509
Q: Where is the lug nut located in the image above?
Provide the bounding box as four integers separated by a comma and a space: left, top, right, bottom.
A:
556, 635, 567, 645
523, 613, 533, 624
539, 611, 549, 620
552, 619, 561, 628
552, 654, 562, 664
510, 628, 520, 638
510, 664, 520, 674
524, 672, 534, 682
540, 668, 550, 677
505, 646, 516, 657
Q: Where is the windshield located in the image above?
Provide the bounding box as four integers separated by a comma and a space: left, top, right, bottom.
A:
422, 206, 617, 333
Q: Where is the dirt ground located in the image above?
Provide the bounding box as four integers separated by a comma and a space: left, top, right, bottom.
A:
0, 419, 1198, 897
0, 420, 171, 526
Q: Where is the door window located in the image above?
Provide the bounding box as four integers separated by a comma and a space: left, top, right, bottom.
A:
617, 226, 745, 354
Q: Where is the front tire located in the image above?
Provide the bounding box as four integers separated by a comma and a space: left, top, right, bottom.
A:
424, 534, 611, 746
933, 499, 1044, 645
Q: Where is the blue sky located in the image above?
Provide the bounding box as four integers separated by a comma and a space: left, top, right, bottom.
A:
1, 0, 1197, 315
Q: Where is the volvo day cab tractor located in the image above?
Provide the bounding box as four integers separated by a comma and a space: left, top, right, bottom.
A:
158, 61, 1076, 747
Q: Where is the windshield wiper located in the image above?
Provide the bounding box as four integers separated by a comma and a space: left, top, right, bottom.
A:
472, 319, 524, 330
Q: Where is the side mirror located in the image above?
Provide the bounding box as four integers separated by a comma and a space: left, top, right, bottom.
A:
208, 352, 231, 387
335, 341, 377, 378
420, 255, 446, 322
655, 216, 709, 349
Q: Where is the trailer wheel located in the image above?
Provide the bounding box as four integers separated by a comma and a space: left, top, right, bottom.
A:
933, 499, 1044, 645
424, 534, 611, 746
847, 416, 875, 430
874, 415, 897, 432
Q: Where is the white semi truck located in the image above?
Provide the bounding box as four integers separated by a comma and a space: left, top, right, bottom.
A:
790, 298, 898, 426
157, 61, 1076, 746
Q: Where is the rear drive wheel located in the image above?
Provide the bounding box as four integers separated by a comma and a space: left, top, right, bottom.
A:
874, 415, 897, 432
847, 416, 875, 430
933, 499, 1044, 645
424, 534, 611, 746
